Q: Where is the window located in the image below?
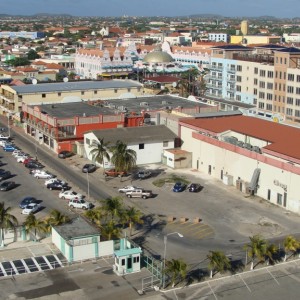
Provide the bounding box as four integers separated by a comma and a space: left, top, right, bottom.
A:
236, 95, 241, 101
277, 193, 282, 205
254, 67, 258, 74
236, 85, 241, 92
121, 259, 125, 266
139, 143, 144, 149
287, 86, 294, 93
254, 78, 258, 85
127, 88, 131, 92
254, 88, 257, 95
94, 90, 97, 94
259, 81, 265, 88
297, 75, 300, 82
279, 72, 282, 79
267, 71, 273, 78
133, 256, 140, 263
258, 102, 265, 109
296, 87, 300, 95
259, 92, 265, 99
266, 104, 272, 111
42, 94, 46, 98
267, 82, 273, 89
237, 65, 242, 71
114, 89, 118, 93
236, 76, 242, 82
267, 189, 271, 200
81, 91, 85, 95
287, 97, 294, 105
85, 138, 90, 145
295, 110, 300, 117
266, 93, 273, 100
58, 92, 61, 96
286, 108, 293, 116
288, 74, 295, 81
259, 70, 266, 77
296, 99, 300, 106
163, 141, 169, 147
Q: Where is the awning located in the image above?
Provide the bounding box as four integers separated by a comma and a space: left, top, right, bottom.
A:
248, 168, 261, 192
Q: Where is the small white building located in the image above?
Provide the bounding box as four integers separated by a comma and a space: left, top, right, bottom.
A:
84, 125, 178, 167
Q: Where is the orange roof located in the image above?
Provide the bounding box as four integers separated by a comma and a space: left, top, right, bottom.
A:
44, 63, 64, 69
180, 115, 300, 161
77, 47, 127, 57
16, 67, 38, 72
32, 60, 47, 66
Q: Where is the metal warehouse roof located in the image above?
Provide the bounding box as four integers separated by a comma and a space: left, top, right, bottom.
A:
11, 79, 143, 94
91, 124, 178, 145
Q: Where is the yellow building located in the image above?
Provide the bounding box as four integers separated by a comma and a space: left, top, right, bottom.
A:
241, 20, 249, 36
230, 35, 281, 45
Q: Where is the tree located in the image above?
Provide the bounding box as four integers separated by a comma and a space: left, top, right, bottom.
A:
207, 250, 230, 278
164, 258, 187, 287
44, 209, 70, 232
101, 220, 121, 240
23, 214, 47, 241
283, 235, 299, 261
27, 49, 40, 60
102, 197, 123, 221
84, 207, 103, 227
244, 235, 267, 270
110, 140, 137, 175
7, 57, 30, 67
0, 202, 18, 247
89, 138, 110, 170
123, 207, 143, 236
265, 243, 278, 265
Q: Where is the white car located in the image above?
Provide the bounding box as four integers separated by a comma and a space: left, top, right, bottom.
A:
59, 190, 83, 200
0, 134, 9, 139
16, 155, 30, 163
22, 203, 40, 215
68, 199, 92, 210
44, 178, 66, 186
118, 185, 142, 193
12, 150, 23, 156
33, 171, 55, 179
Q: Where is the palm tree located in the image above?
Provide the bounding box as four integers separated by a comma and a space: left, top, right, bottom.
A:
244, 235, 267, 270
110, 140, 137, 177
44, 209, 70, 233
89, 138, 110, 170
102, 197, 123, 221
164, 258, 187, 288
123, 207, 144, 236
23, 214, 47, 241
265, 243, 278, 265
207, 250, 230, 278
84, 207, 103, 227
0, 202, 18, 247
283, 235, 299, 261
101, 220, 121, 240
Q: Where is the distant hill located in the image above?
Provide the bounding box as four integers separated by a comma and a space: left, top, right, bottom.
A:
189, 14, 223, 19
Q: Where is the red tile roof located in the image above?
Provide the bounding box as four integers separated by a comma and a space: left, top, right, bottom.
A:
180, 115, 300, 161
146, 75, 181, 83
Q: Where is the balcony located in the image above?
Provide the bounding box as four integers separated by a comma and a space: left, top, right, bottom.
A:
227, 68, 236, 73
207, 75, 223, 81
225, 86, 236, 92
1, 95, 14, 103
207, 84, 222, 90
209, 65, 223, 71
227, 77, 236, 82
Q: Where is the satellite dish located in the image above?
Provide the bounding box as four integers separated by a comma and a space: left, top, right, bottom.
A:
172, 82, 177, 88
63, 77, 69, 83
32, 79, 37, 85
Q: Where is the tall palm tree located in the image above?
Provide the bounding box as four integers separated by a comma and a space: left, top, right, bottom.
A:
110, 140, 137, 177
0, 202, 18, 247
44, 209, 70, 233
265, 243, 278, 265
101, 197, 123, 221
207, 250, 230, 278
23, 214, 47, 242
123, 207, 144, 236
89, 138, 110, 170
84, 207, 103, 227
101, 220, 121, 240
283, 235, 299, 261
244, 235, 267, 270
164, 258, 187, 288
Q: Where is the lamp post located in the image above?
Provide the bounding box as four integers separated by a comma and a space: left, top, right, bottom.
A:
7, 114, 10, 138
86, 171, 90, 200
162, 232, 183, 289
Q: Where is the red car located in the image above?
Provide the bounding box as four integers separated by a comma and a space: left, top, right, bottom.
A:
104, 169, 127, 178
23, 157, 35, 165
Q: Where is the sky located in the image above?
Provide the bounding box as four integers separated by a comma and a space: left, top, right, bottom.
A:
1, 0, 300, 18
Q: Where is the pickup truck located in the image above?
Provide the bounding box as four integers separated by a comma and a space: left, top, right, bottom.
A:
125, 189, 153, 199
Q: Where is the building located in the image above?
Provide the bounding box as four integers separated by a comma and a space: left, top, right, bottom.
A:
84, 125, 178, 167
241, 20, 249, 36
205, 44, 300, 125
0, 79, 144, 116
0, 31, 45, 39
208, 33, 229, 43
230, 35, 281, 45
179, 114, 300, 214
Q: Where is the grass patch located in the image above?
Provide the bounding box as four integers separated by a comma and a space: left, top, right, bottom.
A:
153, 173, 190, 187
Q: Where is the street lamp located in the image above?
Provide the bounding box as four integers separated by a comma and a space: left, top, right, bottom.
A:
162, 232, 183, 289
7, 114, 10, 138
86, 171, 90, 200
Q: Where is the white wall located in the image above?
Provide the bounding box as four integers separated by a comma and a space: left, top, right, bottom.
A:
99, 240, 114, 256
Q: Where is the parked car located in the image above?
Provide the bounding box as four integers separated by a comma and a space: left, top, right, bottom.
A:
0, 134, 10, 139
58, 151, 74, 159
173, 182, 187, 192
17, 155, 31, 163
59, 190, 83, 200
82, 164, 97, 173
125, 189, 153, 199
25, 161, 44, 169
0, 181, 16, 191
118, 185, 142, 193
0, 170, 11, 181
104, 169, 127, 177
68, 199, 92, 210
3, 145, 16, 152
23, 158, 35, 165
188, 183, 203, 193
137, 170, 152, 179
12, 149, 23, 156
47, 182, 70, 191
19, 196, 37, 209
22, 203, 40, 215
33, 170, 55, 179
44, 178, 66, 186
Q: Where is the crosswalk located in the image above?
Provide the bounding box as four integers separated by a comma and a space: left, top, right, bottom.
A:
0, 254, 65, 277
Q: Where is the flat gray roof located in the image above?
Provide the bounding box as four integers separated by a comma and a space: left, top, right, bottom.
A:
11, 79, 142, 94
53, 217, 100, 241
91, 124, 178, 145
31, 94, 212, 119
